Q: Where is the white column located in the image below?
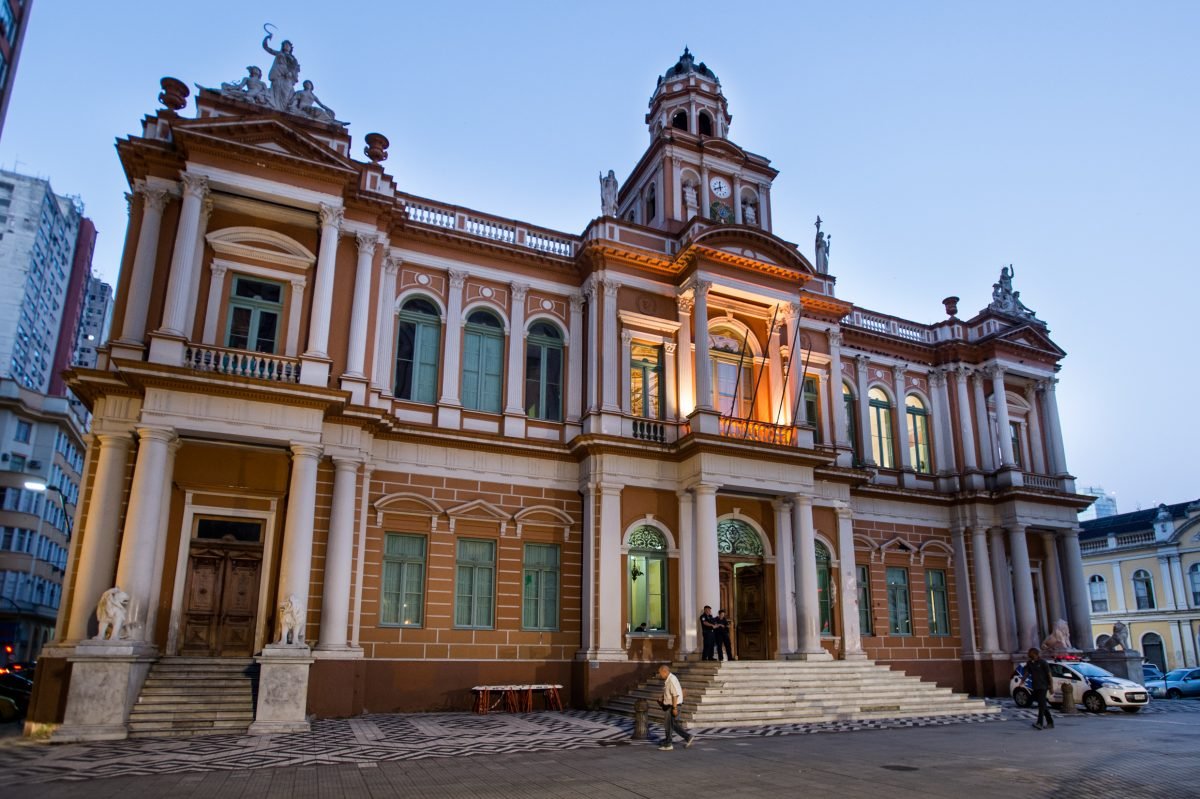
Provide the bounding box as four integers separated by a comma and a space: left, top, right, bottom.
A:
671, 158, 682, 221
950, 527, 976, 655
285, 278, 305, 358
118, 187, 170, 344
620, 330, 633, 415
1060, 529, 1094, 648
370, 257, 399, 392
202, 263, 228, 345
144, 436, 181, 639
578, 483, 595, 656
275, 443, 323, 645
181, 197, 213, 338
692, 281, 713, 410
970, 526, 1000, 653
828, 330, 848, 448
158, 174, 209, 337
971, 370, 996, 472
792, 495, 825, 656
855, 356, 875, 466
597, 483, 624, 655
893, 364, 912, 470
1170, 556, 1190, 611
952, 367, 978, 471
1112, 561, 1127, 612
929, 370, 955, 473
693, 484, 720, 624
1008, 526, 1039, 650
1179, 618, 1197, 667
1025, 384, 1047, 474
700, 165, 710, 212
772, 499, 797, 655
990, 367, 1016, 468
663, 343, 678, 422
785, 305, 803, 425
303, 204, 344, 360
835, 504, 864, 659
1159, 557, 1179, 610
65, 433, 133, 641
318, 457, 360, 652
585, 282, 600, 413
600, 280, 620, 411
767, 318, 785, 425
1040, 531, 1067, 624
344, 234, 378, 378
504, 282, 530, 416
676, 295, 694, 417
732, 175, 743, 223
350, 465, 374, 648
759, 183, 771, 232
566, 293, 584, 425
678, 490, 697, 655
1042, 378, 1070, 476
439, 269, 466, 406
112, 427, 176, 642
988, 527, 1015, 652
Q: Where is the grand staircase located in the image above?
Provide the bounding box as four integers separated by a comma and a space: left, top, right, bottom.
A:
128, 657, 258, 738
604, 659, 997, 727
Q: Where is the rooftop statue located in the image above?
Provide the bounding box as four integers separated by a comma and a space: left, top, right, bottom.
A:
987, 264, 1038, 320
599, 170, 618, 217
201, 25, 348, 126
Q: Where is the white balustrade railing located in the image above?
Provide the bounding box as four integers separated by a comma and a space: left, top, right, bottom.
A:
1116, 530, 1155, 547
525, 230, 575, 257
405, 202, 455, 229
843, 310, 933, 343
1022, 472, 1063, 491
185, 345, 300, 383
464, 216, 516, 244
1080, 538, 1109, 554
403, 200, 576, 258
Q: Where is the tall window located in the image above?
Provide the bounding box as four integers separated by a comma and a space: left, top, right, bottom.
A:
395, 298, 441, 403
906, 395, 932, 474
226, 276, 283, 353
454, 539, 495, 628
926, 569, 950, 635
462, 310, 504, 413
1190, 564, 1200, 607
644, 183, 657, 223
1089, 574, 1109, 613
524, 322, 563, 421
522, 544, 560, 631
869, 387, 895, 468
803, 377, 822, 443
381, 534, 426, 626
14, 420, 30, 443
698, 111, 713, 136
630, 342, 663, 419
857, 564, 873, 635
816, 541, 832, 634
711, 331, 753, 418
844, 383, 859, 463
1009, 421, 1024, 469
1132, 569, 1156, 610
886, 567, 911, 635
1142, 632, 1166, 673
628, 526, 668, 632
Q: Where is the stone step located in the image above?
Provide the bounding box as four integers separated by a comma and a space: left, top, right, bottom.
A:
134, 698, 254, 710
139, 678, 255, 689
129, 710, 256, 723
139, 683, 254, 694
129, 657, 259, 739
128, 720, 253, 736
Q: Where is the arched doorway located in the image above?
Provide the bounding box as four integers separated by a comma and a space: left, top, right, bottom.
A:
1142, 632, 1166, 673
716, 518, 767, 660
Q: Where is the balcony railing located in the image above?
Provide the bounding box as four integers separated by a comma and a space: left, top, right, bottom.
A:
1022, 472, 1064, 491
403, 197, 578, 258
719, 416, 796, 446
185, 345, 301, 383
631, 419, 668, 443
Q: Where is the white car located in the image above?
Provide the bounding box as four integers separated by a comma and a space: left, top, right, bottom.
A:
1011, 658, 1150, 714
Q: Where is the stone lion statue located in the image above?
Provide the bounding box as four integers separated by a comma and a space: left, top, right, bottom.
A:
1040, 618, 1073, 653
1096, 621, 1131, 651
277, 594, 305, 645
95, 587, 130, 641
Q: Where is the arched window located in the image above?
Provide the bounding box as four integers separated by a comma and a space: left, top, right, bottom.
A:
644, 182, 657, 223
906, 395, 932, 474
868, 387, 895, 468
394, 297, 441, 403
462, 309, 504, 413
710, 328, 754, 418
1133, 569, 1156, 610
628, 526, 668, 632
524, 321, 563, 422
1190, 563, 1200, 607
843, 383, 859, 463
816, 541, 832, 635
1089, 574, 1109, 613
1142, 632, 1166, 672
671, 110, 688, 131
698, 111, 713, 136
716, 519, 764, 556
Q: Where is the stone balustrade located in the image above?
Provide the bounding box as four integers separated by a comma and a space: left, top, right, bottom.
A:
185, 344, 301, 383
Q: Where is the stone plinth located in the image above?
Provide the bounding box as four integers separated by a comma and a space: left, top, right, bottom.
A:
1087, 649, 1144, 684
52, 641, 157, 743
248, 644, 315, 734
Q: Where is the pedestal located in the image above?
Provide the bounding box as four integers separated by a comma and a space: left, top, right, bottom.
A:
147, 334, 186, 366
248, 644, 315, 735
1087, 649, 1144, 684
52, 641, 158, 742
299, 357, 331, 388
687, 407, 721, 436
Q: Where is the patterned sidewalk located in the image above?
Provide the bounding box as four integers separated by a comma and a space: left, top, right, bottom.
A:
4, 699, 1195, 785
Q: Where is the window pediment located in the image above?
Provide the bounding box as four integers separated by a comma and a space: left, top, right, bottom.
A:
207, 226, 316, 270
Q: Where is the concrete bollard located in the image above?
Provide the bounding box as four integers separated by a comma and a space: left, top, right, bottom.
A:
1061, 683, 1076, 714
633, 698, 650, 739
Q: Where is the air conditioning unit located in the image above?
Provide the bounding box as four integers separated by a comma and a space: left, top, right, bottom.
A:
28, 460, 42, 469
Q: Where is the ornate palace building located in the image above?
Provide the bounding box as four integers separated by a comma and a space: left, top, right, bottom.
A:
29, 39, 1094, 740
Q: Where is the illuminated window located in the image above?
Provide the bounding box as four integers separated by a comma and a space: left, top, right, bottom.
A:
382, 534, 426, 627
906, 395, 932, 474
869, 388, 895, 468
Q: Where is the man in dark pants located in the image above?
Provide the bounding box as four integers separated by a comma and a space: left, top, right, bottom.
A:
1028, 648, 1055, 730
699, 606, 717, 661
714, 609, 734, 661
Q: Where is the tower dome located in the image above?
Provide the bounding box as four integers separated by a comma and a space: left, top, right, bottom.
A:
646, 48, 731, 140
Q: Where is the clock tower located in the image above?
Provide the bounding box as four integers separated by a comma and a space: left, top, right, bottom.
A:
615, 48, 779, 233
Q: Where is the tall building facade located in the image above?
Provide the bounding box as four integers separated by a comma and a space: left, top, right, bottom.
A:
1078, 485, 1118, 522
1081, 501, 1200, 672
74, 276, 113, 370
0, 0, 32, 142
30, 41, 1093, 740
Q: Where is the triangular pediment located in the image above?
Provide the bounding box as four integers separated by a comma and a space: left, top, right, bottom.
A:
173, 116, 358, 175
994, 323, 1066, 357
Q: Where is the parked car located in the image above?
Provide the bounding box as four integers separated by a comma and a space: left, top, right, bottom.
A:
0, 672, 32, 717
1146, 668, 1200, 699
1143, 663, 1165, 683
1011, 658, 1150, 713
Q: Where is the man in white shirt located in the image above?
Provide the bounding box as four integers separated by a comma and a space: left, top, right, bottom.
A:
657, 664, 697, 751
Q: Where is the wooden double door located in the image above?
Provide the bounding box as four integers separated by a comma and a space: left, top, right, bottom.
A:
718, 561, 768, 660
181, 541, 263, 657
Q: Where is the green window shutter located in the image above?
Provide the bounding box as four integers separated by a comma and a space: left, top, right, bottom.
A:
415, 322, 440, 404
462, 332, 482, 409
481, 334, 504, 413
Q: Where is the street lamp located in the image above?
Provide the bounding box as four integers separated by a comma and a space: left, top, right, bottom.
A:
23, 479, 73, 540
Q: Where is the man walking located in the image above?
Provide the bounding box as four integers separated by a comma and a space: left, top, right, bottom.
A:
699, 605, 717, 661
657, 664, 697, 751
1028, 648, 1055, 730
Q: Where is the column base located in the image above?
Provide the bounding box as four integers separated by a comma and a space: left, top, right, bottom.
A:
249, 644, 315, 735
575, 648, 629, 663
108, 340, 147, 362
687, 406, 721, 436
785, 649, 833, 661
338, 375, 369, 405
437, 403, 462, 429
312, 645, 364, 660
503, 412, 527, 438
299, 356, 332, 387
147, 333, 187, 366
841, 650, 869, 661
994, 468, 1024, 489
961, 471, 987, 491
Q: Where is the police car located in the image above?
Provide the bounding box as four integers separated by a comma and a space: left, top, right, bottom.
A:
1010, 657, 1150, 713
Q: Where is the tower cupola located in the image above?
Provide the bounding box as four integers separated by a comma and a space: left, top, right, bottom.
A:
646, 48, 731, 141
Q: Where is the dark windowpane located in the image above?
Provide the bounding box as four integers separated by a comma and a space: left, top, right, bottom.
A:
403, 298, 438, 316
234, 278, 282, 304
228, 306, 251, 350
395, 320, 416, 399
467, 310, 501, 328
196, 518, 262, 542
255, 311, 278, 353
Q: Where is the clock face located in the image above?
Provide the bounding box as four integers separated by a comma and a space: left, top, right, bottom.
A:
710, 177, 731, 199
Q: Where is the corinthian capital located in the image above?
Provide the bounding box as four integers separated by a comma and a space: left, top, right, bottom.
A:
448, 269, 467, 289
827, 328, 843, 347
318, 203, 344, 230
355, 232, 378, 256
179, 172, 209, 200
139, 186, 171, 212
510, 282, 530, 302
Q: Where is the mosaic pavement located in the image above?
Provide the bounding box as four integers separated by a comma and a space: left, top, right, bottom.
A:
3, 699, 1197, 785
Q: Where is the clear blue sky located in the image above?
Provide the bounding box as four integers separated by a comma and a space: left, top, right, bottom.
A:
6, 1, 1196, 511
